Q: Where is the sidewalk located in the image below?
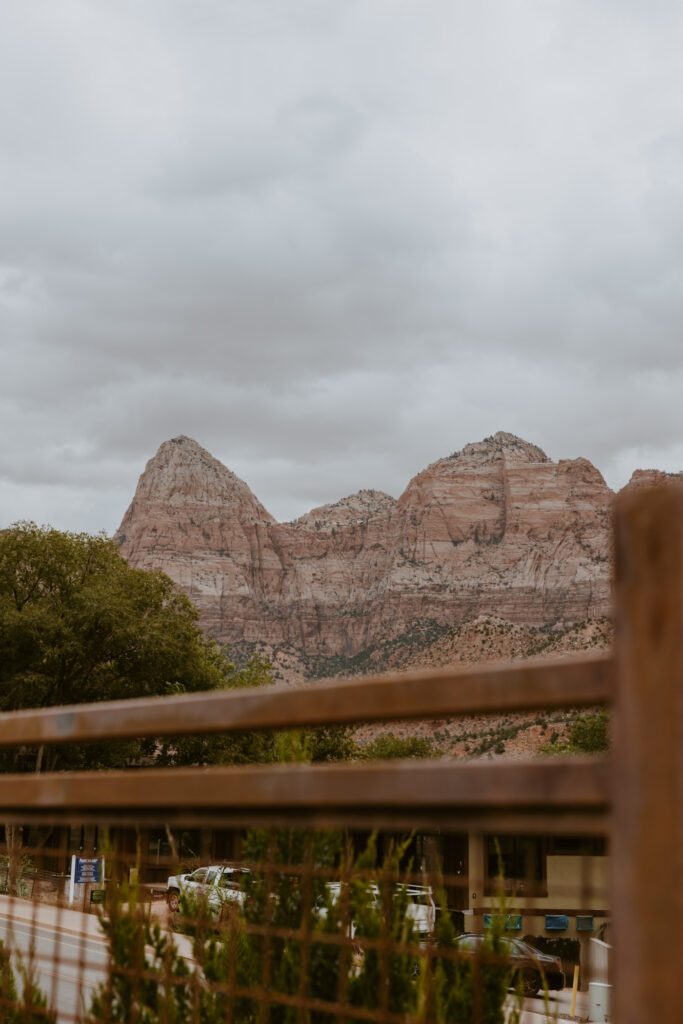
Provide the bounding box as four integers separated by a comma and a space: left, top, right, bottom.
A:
516, 986, 591, 1022
0, 893, 194, 960
0, 893, 105, 943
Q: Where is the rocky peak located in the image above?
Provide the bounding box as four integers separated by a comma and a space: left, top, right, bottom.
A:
398, 432, 553, 514
625, 468, 683, 491
450, 431, 551, 466
294, 489, 397, 530
125, 435, 274, 520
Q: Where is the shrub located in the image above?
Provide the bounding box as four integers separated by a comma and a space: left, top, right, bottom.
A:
88, 830, 525, 1024
0, 939, 56, 1023
87, 875, 191, 1024
540, 710, 609, 755
359, 734, 436, 760
568, 710, 609, 753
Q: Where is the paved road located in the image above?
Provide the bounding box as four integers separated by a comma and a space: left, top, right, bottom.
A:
1, 903, 593, 1024
0, 914, 108, 1021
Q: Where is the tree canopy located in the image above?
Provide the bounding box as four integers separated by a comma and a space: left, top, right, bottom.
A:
0, 522, 273, 771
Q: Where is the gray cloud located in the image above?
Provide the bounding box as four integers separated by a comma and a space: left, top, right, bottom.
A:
1, 1, 682, 532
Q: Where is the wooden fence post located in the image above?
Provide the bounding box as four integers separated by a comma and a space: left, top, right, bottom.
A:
613, 486, 683, 1024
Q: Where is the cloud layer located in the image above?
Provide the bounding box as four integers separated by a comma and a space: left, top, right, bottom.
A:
2, 1, 682, 530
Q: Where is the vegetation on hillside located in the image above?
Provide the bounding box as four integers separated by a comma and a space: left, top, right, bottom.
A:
540, 709, 609, 755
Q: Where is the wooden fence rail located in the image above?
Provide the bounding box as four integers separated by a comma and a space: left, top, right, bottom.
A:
0, 651, 613, 746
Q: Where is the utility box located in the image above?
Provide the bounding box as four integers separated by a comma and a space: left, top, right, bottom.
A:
588, 981, 611, 1022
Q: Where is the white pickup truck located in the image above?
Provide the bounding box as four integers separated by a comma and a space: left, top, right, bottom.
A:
167, 868, 435, 936
323, 882, 436, 938
166, 864, 248, 919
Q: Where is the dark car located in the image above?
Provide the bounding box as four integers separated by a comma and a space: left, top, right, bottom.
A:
453, 933, 565, 997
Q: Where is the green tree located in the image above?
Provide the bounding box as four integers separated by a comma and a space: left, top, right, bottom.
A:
157, 652, 278, 768
304, 725, 359, 762
0, 522, 273, 773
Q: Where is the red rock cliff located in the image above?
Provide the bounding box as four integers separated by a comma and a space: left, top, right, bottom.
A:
116, 432, 614, 663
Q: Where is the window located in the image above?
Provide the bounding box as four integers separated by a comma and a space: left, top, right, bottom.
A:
484, 836, 547, 896
147, 828, 173, 864
547, 836, 607, 856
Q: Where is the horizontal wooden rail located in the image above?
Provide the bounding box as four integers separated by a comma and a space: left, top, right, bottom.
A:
0, 652, 613, 747
0, 756, 608, 813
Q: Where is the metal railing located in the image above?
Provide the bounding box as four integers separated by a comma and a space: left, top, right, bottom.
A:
0, 485, 679, 1023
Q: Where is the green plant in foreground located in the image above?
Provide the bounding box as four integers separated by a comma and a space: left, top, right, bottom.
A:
0, 938, 56, 1024
90, 830, 525, 1024
347, 836, 419, 1021
87, 874, 192, 1024
431, 899, 514, 1024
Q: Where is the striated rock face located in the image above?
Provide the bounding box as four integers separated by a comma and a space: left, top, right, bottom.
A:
116, 432, 615, 666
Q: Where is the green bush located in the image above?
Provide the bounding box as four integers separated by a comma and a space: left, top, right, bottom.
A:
568, 710, 609, 752
430, 905, 513, 1024
88, 830, 524, 1024
347, 836, 419, 1021
540, 710, 609, 755
0, 939, 56, 1024
87, 875, 192, 1024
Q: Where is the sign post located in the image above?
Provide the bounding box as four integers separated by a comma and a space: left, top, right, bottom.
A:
68, 855, 76, 906
69, 857, 101, 908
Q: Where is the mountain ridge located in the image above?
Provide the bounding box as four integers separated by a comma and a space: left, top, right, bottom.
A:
114, 431, 637, 679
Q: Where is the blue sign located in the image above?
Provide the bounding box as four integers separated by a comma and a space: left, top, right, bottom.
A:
75, 858, 100, 884
545, 914, 569, 931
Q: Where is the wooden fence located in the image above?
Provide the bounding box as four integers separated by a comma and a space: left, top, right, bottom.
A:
0, 485, 680, 1023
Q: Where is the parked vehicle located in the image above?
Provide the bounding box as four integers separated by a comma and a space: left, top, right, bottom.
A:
323, 882, 436, 938
453, 933, 565, 997
166, 864, 248, 919
401, 884, 436, 937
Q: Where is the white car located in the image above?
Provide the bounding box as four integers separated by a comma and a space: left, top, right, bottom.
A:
166, 864, 248, 918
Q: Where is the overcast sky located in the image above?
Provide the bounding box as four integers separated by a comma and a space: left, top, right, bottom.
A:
2, 0, 682, 532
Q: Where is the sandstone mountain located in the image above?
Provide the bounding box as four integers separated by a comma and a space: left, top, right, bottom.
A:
116, 432, 615, 679
625, 468, 683, 490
